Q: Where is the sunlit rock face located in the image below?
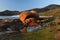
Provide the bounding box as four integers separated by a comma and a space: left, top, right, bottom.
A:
19, 11, 39, 24
19, 11, 42, 32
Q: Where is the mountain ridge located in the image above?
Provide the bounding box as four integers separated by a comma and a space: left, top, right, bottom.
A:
0, 4, 60, 16
29, 4, 60, 13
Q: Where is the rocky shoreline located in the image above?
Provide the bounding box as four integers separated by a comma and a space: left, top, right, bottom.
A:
0, 19, 24, 32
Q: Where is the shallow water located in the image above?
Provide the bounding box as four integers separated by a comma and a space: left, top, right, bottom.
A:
0, 15, 19, 19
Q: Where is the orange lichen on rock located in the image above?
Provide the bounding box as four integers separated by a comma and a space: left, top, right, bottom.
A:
19, 11, 30, 24
29, 22, 39, 27
19, 11, 39, 24
25, 18, 35, 24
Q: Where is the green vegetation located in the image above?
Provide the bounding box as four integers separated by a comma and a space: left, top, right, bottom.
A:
0, 28, 55, 40
40, 8, 60, 16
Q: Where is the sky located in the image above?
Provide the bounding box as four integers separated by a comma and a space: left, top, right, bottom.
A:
0, 0, 60, 11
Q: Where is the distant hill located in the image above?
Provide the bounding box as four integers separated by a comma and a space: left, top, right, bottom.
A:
29, 4, 60, 13
0, 4, 60, 16
0, 10, 20, 16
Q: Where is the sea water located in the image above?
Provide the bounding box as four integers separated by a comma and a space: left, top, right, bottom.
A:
0, 15, 19, 19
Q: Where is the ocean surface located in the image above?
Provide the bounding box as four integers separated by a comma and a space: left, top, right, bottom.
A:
0, 15, 19, 19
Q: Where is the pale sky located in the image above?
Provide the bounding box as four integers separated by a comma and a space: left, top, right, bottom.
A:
0, 0, 60, 11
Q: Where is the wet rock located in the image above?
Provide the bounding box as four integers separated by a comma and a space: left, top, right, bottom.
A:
27, 25, 42, 32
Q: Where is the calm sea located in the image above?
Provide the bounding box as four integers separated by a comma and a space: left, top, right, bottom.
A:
0, 15, 19, 19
